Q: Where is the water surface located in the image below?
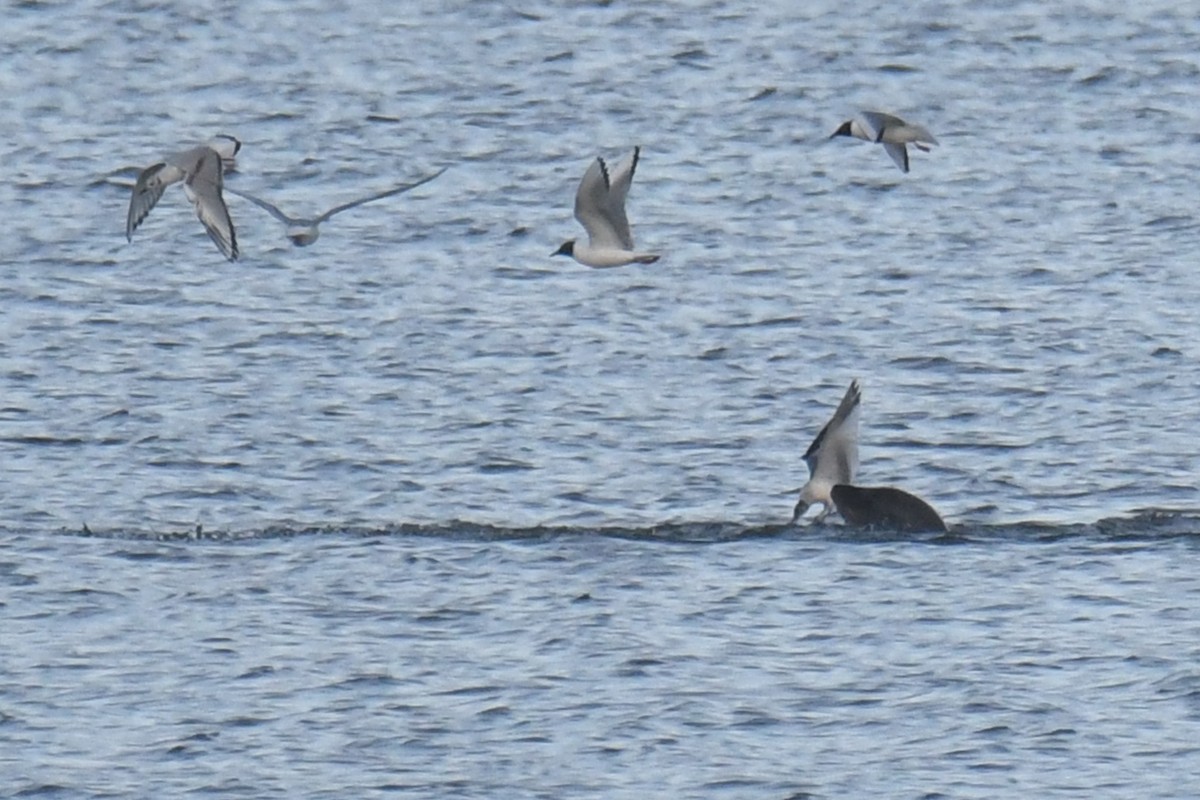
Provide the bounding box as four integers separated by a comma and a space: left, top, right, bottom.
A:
2, 1, 1199, 796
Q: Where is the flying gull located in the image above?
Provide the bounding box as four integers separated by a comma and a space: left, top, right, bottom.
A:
225, 167, 447, 247
792, 380, 946, 533
102, 135, 240, 190
126, 135, 242, 261
552, 147, 659, 268
829, 111, 938, 173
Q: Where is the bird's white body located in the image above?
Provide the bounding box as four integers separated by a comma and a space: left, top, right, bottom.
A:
554, 147, 659, 268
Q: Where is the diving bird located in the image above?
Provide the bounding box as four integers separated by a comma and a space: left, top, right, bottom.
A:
126, 135, 241, 261
225, 167, 447, 247
792, 380, 947, 533
829, 111, 938, 173
793, 379, 862, 524
552, 147, 659, 267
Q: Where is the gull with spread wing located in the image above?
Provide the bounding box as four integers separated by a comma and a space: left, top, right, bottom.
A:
829, 111, 938, 173
126, 135, 241, 261
791, 380, 946, 533
225, 167, 447, 247
553, 147, 659, 268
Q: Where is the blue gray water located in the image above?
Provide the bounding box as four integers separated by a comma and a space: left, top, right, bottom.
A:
3, 0, 1200, 796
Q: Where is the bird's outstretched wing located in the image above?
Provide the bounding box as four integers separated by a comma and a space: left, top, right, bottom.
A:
224, 186, 294, 225
317, 166, 448, 223
803, 379, 862, 486
126, 162, 176, 240
183, 150, 238, 261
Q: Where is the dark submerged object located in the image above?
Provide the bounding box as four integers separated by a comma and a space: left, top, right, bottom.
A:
830, 485, 947, 533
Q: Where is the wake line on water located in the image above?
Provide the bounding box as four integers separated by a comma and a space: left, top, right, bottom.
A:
39, 510, 1200, 543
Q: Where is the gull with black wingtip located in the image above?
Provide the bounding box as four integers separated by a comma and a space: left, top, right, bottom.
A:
553, 147, 659, 268
792, 380, 946, 533
126, 135, 242, 261
829, 111, 938, 173
225, 167, 447, 247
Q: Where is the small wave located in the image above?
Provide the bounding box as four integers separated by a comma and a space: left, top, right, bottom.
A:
43, 511, 1200, 544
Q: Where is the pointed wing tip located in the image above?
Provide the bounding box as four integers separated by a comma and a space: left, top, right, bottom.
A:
125, 206, 150, 241
882, 141, 909, 172
597, 155, 611, 189
213, 230, 238, 261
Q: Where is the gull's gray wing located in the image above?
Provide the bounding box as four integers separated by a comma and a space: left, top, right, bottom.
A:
316, 166, 447, 223
882, 142, 910, 172
858, 111, 904, 142
803, 379, 862, 485
863, 111, 937, 149
224, 186, 295, 225
601, 147, 639, 249
95, 166, 140, 190
182, 149, 237, 261
126, 162, 184, 240
898, 123, 938, 146
573, 154, 626, 250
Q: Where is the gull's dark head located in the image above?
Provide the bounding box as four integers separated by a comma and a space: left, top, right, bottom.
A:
829, 120, 853, 139
552, 240, 575, 258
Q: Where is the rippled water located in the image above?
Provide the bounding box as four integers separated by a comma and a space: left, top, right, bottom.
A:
5, 526, 1200, 799
3, 0, 1200, 796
